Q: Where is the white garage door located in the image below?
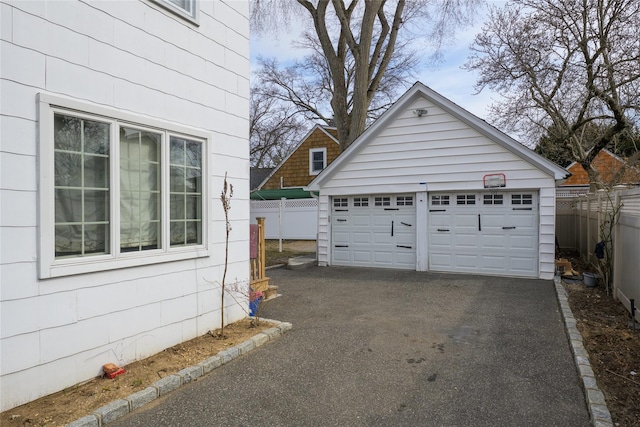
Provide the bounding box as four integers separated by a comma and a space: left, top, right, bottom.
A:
332, 194, 416, 269
428, 192, 539, 277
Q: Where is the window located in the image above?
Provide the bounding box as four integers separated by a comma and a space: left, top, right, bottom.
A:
39, 93, 209, 278
374, 196, 391, 207
353, 197, 369, 207
396, 196, 413, 206
483, 194, 503, 205
333, 198, 348, 208
431, 195, 449, 206
152, 0, 198, 22
456, 195, 476, 205
309, 148, 327, 175
512, 194, 533, 205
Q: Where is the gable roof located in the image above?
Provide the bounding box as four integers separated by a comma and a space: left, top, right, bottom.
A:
250, 167, 274, 190
561, 148, 640, 186
255, 124, 339, 190
308, 82, 568, 190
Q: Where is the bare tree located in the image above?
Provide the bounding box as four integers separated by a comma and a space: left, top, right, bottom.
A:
465, 0, 640, 189
252, 0, 481, 151
250, 85, 307, 167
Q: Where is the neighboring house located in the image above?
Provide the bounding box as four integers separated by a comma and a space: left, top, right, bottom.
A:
0, 0, 250, 411
250, 167, 274, 191
557, 148, 640, 197
256, 125, 340, 191
307, 82, 569, 280
249, 125, 339, 240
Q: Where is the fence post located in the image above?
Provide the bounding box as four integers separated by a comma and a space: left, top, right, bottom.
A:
612, 189, 621, 300
257, 217, 266, 283
278, 197, 284, 253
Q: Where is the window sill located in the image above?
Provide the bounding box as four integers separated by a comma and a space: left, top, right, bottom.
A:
41, 248, 209, 279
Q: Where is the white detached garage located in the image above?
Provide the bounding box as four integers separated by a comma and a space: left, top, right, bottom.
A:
307, 82, 568, 280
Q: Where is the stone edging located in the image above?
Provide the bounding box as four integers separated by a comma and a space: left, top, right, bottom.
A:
66, 319, 292, 427
553, 276, 613, 427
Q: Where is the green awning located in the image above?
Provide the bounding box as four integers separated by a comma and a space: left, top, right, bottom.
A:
250, 188, 314, 200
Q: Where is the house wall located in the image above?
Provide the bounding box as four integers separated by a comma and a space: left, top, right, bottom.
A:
316, 98, 557, 279
262, 127, 340, 189
0, 0, 250, 410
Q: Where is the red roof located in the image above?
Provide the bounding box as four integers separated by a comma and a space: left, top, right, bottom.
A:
562, 149, 640, 186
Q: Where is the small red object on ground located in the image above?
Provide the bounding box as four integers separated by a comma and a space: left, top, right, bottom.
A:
103, 363, 125, 379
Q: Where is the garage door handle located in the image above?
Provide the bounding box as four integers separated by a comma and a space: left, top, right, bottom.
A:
337, 219, 347, 222
513, 208, 532, 211
396, 245, 412, 249
391, 221, 394, 237
437, 228, 449, 232
478, 214, 481, 231
335, 245, 349, 248
384, 208, 399, 211
401, 222, 412, 227
430, 209, 446, 212
335, 209, 349, 212
502, 226, 516, 230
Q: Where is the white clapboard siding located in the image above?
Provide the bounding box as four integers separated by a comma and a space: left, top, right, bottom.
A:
0, 0, 249, 411
312, 86, 563, 280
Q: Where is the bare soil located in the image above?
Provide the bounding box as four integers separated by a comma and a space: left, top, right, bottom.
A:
561, 253, 640, 426
264, 239, 315, 266
1, 319, 272, 427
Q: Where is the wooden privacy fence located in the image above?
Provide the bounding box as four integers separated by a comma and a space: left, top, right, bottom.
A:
249, 217, 269, 293
556, 187, 640, 321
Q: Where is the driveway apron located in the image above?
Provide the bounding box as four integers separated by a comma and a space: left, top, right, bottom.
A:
111, 267, 590, 427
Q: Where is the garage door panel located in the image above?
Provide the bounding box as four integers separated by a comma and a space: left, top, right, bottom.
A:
429, 253, 452, 269
429, 215, 451, 227
333, 231, 350, 244
352, 232, 372, 244
480, 234, 507, 249
454, 214, 478, 227
332, 195, 416, 270
351, 214, 371, 226
353, 250, 373, 263
455, 233, 479, 248
429, 232, 451, 246
509, 235, 536, 250
428, 191, 538, 278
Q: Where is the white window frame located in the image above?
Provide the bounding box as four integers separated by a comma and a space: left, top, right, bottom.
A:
309, 148, 327, 175
38, 93, 210, 279
150, 0, 199, 25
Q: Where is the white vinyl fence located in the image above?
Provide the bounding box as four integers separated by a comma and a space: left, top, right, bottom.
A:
250, 198, 318, 240
556, 188, 640, 321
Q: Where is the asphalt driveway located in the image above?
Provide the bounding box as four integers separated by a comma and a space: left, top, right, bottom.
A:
112, 267, 590, 426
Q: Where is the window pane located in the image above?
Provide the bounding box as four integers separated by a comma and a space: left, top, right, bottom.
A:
55, 189, 82, 223
170, 166, 185, 192
54, 115, 81, 151
54, 114, 111, 258
167, 0, 193, 14
55, 152, 82, 187
120, 126, 161, 252
84, 190, 109, 222
170, 138, 185, 164
185, 221, 201, 244
186, 168, 201, 193
170, 221, 185, 245
84, 224, 108, 254
185, 141, 201, 167
171, 194, 185, 219
170, 136, 203, 247
84, 156, 109, 189
55, 225, 82, 256
84, 120, 110, 155
186, 195, 201, 219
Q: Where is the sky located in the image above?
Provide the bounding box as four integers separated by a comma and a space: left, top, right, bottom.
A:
249, 2, 503, 122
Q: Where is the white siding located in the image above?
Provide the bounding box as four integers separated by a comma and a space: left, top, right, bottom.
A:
0, 0, 249, 410
322, 99, 552, 194
316, 97, 557, 279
